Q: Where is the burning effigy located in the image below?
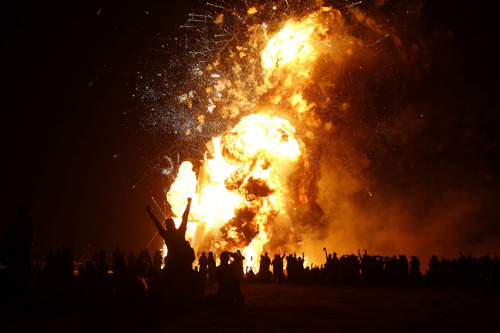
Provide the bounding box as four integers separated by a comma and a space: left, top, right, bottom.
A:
143, 1, 400, 267
156, 4, 363, 268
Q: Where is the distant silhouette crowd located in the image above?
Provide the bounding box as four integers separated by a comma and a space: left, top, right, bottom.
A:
1, 202, 499, 317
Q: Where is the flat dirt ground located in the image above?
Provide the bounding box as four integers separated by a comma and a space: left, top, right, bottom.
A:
162, 283, 498, 333
2, 283, 498, 333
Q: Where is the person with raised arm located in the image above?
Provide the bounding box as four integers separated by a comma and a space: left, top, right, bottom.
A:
178, 197, 192, 238
145, 205, 172, 247
145, 198, 201, 310
210, 251, 246, 310
271, 251, 287, 284
146, 198, 193, 271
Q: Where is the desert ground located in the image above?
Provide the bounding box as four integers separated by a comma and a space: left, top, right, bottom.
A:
2, 283, 497, 333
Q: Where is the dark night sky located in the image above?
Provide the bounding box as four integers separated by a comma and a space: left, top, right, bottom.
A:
2, 0, 193, 256
1, 0, 499, 258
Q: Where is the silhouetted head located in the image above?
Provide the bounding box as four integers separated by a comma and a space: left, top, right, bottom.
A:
220, 252, 230, 264
265, 252, 268, 257
202, 252, 206, 256
164, 218, 175, 230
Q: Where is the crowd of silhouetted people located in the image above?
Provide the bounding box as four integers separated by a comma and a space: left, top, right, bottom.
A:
1, 203, 499, 318
256, 249, 500, 289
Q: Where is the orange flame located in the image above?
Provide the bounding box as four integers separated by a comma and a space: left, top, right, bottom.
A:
166, 7, 355, 268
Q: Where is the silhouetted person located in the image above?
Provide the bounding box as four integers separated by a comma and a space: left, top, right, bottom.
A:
141, 249, 153, 268
94, 250, 109, 276
246, 267, 257, 282
1, 205, 34, 297
286, 253, 297, 283
397, 254, 409, 283
79, 261, 104, 302
112, 247, 125, 271
198, 252, 208, 283
134, 255, 148, 278
44, 246, 78, 299
146, 198, 203, 310
207, 251, 217, 284
127, 252, 136, 268
428, 254, 441, 284
272, 251, 286, 283
358, 249, 369, 284
146, 197, 194, 273
112, 252, 144, 301
234, 250, 245, 281
410, 255, 422, 283
258, 252, 272, 282
296, 253, 306, 283
211, 251, 245, 310
153, 249, 163, 271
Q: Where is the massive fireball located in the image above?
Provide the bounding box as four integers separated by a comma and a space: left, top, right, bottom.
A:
162, 6, 355, 268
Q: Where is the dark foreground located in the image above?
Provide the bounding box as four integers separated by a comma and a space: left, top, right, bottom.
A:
2, 283, 497, 333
